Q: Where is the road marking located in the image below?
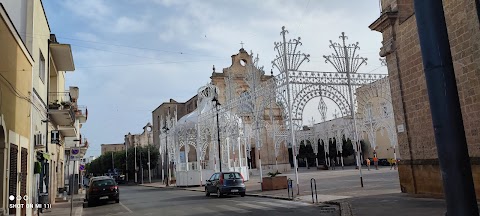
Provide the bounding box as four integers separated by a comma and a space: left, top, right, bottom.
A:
274, 199, 312, 207
119, 202, 133, 213
256, 201, 290, 208
236, 203, 274, 211
216, 204, 251, 213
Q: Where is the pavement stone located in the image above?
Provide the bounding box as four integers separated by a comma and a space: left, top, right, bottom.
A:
40, 190, 85, 216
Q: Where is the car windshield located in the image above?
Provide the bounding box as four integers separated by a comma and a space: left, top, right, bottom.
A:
92, 179, 115, 187
223, 173, 242, 180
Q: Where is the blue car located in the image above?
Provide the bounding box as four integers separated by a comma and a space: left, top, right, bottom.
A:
205, 172, 246, 198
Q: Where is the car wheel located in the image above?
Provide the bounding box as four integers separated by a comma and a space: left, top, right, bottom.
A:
217, 188, 222, 198
115, 198, 120, 203
240, 192, 245, 197
87, 200, 93, 207
205, 187, 210, 196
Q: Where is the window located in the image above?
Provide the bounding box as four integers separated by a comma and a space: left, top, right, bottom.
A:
209, 174, 216, 181
213, 173, 220, 180
39, 51, 45, 83
223, 173, 242, 180
92, 179, 115, 187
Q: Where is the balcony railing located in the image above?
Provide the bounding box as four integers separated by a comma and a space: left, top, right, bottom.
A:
75, 105, 88, 121
49, 92, 72, 108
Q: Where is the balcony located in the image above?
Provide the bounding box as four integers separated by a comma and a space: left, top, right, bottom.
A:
75, 105, 88, 123
48, 92, 76, 136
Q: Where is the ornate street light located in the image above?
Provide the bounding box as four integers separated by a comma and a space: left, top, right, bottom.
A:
212, 96, 222, 172
162, 123, 169, 186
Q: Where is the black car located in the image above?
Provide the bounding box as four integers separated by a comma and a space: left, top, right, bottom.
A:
85, 176, 119, 206
205, 172, 246, 198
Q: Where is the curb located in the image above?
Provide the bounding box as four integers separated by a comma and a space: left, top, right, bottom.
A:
245, 193, 300, 201
325, 201, 353, 216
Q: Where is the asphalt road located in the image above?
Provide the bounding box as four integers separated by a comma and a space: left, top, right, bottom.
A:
82, 185, 339, 216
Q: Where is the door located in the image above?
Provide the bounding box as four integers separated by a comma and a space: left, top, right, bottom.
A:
206, 173, 217, 192
9, 144, 18, 215
20, 148, 27, 216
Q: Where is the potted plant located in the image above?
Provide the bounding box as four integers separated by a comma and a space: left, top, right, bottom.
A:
261, 170, 288, 191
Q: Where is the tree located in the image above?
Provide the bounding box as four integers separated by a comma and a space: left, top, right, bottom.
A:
86, 144, 160, 178
328, 138, 337, 158
341, 135, 355, 158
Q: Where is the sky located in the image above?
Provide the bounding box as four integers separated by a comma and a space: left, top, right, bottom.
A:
42, 0, 387, 157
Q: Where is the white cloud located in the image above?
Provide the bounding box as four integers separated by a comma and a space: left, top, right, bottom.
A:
61, 0, 111, 21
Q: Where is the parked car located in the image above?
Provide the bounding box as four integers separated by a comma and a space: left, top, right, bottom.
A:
205, 172, 246, 198
85, 176, 120, 206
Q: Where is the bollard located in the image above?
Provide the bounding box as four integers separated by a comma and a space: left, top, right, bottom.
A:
310, 178, 318, 204
287, 178, 294, 200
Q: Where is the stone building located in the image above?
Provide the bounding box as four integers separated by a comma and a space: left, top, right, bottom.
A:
124, 122, 154, 148
101, 143, 125, 155
152, 97, 198, 150
210, 48, 290, 173
153, 48, 291, 183
369, 0, 480, 198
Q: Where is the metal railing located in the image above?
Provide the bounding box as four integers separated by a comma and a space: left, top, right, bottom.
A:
310, 178, 318, 204
75, 105, 87, 117
287, 178, 294, 200
49, 92, 72, 105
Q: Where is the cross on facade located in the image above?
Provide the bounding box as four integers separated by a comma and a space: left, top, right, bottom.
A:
240, 41, 244, 48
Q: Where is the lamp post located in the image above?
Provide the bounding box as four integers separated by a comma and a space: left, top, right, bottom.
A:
134, 136, 137, 183
162, 124, 169, 186
148, 131, 151, 183
212, 97, 222, 173
70, 139, 81, 216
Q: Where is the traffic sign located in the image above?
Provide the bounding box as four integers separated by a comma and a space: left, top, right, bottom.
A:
79, 164, 85, 171
51, 130, 59, 144
70, 148, 81, 161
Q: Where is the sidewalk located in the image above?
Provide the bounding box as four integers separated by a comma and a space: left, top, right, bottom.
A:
41, 190, 84, 216
140, 166, 480, 215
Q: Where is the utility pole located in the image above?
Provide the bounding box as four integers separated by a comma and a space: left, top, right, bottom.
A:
112, 151, 114, 170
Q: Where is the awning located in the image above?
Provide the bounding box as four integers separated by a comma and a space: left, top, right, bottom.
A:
43, 152, 51, 160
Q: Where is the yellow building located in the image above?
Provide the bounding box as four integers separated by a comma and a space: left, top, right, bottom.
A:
0, 4, 34, 215
0, 1, 86, 215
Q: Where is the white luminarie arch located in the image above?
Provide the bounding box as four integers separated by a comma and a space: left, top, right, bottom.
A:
162, 83, 249, 186
160, 26, 396, 190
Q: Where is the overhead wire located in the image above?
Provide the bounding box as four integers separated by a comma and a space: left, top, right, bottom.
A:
0, 72, 46, 117
16, 31, 226, 59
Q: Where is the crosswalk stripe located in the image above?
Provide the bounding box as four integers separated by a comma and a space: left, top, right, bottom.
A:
274, 199, 312, 207
236, 203, 274, 211
216, 204, 251, 213
257, 201, 291, 208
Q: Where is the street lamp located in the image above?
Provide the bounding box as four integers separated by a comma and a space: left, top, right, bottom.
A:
162, 123, 170, 186
70, 139, 80, 216
212, 97, 222, 173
